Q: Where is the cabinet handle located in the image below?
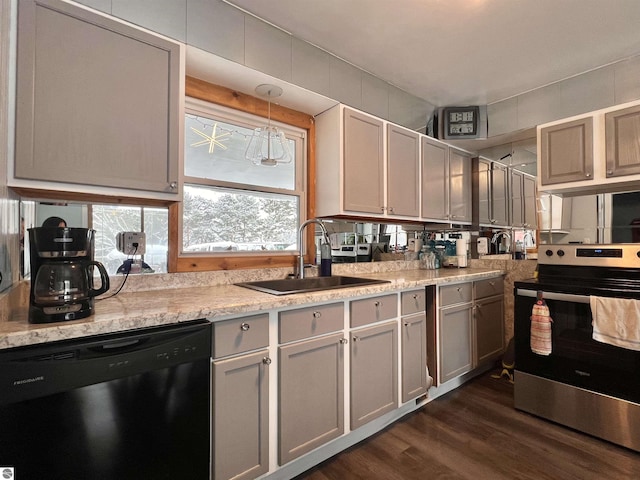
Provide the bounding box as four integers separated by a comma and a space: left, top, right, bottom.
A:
169, 181, 178, 190
262, 357, 272, 365
312, 311, 322, 318
339, 338, 348, 344
353, 335, 361, 342
240, 322, 250, 331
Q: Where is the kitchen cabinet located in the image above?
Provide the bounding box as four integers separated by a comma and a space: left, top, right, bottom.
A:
212, 314, 270, 480
491, 162, 509, 227
343, 108, 385, 214
350, 321, 398, 429
539, 117, 594, 186
278, 315, 345, 465
421, 136, 449, 221
437, 277, 504, 385
523, 174, 538, 229
387, 124, 420, 217
421, 138, 472, 224
448, 148, 473, 223
477, 157, 492, 225
400, 290, 428, 403
537, 100, 640, 195
510, 170, 524, 228
438, 283, 473, 383
473, 278, 504, 366
315, 105, 420, 219
605, 104, 640, 178
14, 0, 181, 197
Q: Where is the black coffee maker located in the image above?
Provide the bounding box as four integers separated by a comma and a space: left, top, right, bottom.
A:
28, 227, 110, 323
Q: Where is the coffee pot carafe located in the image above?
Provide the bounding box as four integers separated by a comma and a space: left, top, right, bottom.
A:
28, 227, 109, 323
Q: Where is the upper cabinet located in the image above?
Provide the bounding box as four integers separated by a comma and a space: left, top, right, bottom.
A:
316, 105, 420, 220
490, 162, 509, 227
538, 99, 640, 195
421, 138, 472, 224
605, 104, 640, 178
13, 0, 183, 198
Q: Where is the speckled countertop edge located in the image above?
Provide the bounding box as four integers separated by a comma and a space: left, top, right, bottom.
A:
0, 267, 504, 350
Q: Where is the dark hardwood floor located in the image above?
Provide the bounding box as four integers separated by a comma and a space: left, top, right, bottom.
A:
295, 371, 640, 480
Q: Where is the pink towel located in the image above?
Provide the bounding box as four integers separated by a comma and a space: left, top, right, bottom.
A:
531, 295, 553, 356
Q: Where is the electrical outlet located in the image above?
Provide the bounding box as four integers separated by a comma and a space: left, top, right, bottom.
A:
116, 232, 146, 255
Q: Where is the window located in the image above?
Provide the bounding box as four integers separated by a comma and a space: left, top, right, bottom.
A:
182, 98, 306, 255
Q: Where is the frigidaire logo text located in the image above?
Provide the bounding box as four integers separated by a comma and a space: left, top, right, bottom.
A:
574, 370, 591, 377
13, 375, 44, 385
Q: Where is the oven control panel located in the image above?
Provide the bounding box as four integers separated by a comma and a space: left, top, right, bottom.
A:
539, 244, 640, 268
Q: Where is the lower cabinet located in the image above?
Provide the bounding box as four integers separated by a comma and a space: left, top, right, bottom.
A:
212, 350, 270, 480
350, 321, 398, 429
474, 278, 505, 366
401, 312, 427, 402
439, 301, 474, 383
278, 333, 345, 465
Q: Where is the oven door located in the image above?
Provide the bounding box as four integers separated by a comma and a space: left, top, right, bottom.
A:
514, 287, 640, 403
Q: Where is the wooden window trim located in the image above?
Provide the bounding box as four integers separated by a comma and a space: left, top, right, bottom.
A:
169, 77, 316, 273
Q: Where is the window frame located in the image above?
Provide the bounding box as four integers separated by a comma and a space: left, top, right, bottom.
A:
169, 77, 317, 273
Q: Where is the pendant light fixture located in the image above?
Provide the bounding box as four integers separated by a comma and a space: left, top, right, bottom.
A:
245, 84, 293, 167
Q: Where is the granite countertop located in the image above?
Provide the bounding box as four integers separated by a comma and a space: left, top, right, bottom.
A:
0, 267, 503, 350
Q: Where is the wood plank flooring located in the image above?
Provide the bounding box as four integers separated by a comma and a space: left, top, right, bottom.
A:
294, 372, 640, 480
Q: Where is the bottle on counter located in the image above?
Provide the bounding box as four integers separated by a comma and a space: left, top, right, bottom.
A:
320, 242, 332, 276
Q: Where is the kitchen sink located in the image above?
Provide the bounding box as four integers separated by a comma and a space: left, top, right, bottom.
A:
235, 275, 390, 295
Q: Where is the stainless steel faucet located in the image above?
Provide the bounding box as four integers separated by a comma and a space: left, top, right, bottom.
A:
297, 219, 329, 279
491, 230, 511, 253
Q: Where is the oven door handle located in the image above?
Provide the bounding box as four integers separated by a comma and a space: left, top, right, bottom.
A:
516, 289, 591, 304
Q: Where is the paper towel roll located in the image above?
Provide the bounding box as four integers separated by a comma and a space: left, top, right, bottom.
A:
456, 239, 467, 255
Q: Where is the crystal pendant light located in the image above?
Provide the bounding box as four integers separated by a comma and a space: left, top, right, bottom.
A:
245, 84, 293, 167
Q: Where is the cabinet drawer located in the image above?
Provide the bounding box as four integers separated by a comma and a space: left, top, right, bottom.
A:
279, 303, 344, 344
350, 294, 397, 328
439, 283, 472, 307
213, 313, 269, 358
401, 289, 426, 315
475, 277, 504, 299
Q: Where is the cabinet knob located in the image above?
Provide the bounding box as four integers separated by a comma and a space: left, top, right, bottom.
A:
585, 172, 592, 177
489, 281, 495, 286
412, 294, 418, 299
457, 287, 462, 292
381, 206, 385, 213
312, 311, 322, 318
389, 207, 395, 214
490, 219, 496, 224
169, 181, 178, 190
403, 322, 410, 327
374, 301, 382, 307
607, 170, 613, 175
353, 335, 361, 342
262, 357, 272, 365
339, 338, 348, 344
240, 322, 250, 331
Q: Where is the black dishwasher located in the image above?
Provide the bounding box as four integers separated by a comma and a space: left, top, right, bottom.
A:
0, 319, 211, 480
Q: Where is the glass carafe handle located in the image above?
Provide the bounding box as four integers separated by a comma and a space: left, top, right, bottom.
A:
87, 261, 110, 297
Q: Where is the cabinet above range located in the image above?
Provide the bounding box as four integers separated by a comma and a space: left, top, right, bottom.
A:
315, 104, 472, 225
538, 99, 640, 195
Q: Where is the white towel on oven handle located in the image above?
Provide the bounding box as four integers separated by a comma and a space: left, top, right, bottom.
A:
590, 296, 640, 351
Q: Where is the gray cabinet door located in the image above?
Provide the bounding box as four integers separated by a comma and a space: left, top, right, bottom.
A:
401, 313, 427, 403
15, 0, 181, 194
421, 137, 449, 221
491, 163, 509, 227
279, 333, 345, 464
523, 175, 538, 229
540, 117, 594, 185
449, 148, 472, 223
510, 170, 524, 228
474, 295, 505, 365
477, 158, 491, 225
213, 350, 270, 480
343, 108, 384, 214
387, 125, 420, 217
439, 303, 473, 383
350, 321, 398, 429
605, 104, 640, 178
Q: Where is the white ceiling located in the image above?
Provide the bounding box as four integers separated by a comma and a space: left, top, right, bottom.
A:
224, 0, 640, 107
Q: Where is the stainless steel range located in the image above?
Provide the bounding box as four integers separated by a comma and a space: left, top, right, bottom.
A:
514, 244, 640, 452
